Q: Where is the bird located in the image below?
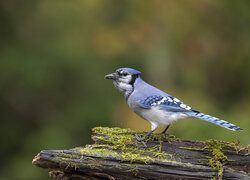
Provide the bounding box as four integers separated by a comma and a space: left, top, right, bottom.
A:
105, 68, 242, 144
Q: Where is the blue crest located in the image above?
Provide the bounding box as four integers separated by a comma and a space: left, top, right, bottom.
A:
117, 68, 141, 75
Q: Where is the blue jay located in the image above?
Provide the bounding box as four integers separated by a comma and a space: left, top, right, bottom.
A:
105, 68, 242, 143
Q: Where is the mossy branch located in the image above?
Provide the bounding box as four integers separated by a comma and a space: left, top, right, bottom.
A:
32, 127, 250, 180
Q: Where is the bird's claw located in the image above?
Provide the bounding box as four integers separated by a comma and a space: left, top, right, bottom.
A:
135, 134, 145, 141
135, 134, 147, 147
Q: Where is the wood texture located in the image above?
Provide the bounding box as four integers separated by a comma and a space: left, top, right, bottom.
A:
32, 127, 250, 180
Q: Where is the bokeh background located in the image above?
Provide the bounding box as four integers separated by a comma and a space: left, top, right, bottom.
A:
0, 1, 249, 179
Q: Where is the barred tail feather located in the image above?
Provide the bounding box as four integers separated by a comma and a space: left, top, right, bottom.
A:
186, 112, 242, 131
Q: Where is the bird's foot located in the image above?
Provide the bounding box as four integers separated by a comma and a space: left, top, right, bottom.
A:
135, 134, 146, 141
135, 134, 147, 147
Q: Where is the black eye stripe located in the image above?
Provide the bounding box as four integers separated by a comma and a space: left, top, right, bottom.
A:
118, 70, 129, 76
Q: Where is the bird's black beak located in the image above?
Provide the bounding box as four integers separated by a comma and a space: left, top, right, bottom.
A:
105, 73, 116, 80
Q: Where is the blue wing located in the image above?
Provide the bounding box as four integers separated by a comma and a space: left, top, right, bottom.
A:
138, 95, 198, 112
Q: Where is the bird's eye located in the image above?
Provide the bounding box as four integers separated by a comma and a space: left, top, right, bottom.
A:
118, 70, 128, 76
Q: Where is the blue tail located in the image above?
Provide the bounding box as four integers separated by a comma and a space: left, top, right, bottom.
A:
186, 111, 242, 131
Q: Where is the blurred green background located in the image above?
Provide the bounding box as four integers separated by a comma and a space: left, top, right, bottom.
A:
0, 0, 249, 179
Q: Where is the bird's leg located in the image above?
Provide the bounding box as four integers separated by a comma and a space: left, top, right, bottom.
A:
135, 124, 157, 147
161, 125, 170, 134
135, 130, 154, 141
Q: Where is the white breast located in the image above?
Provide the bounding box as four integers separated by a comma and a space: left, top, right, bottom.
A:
137, 106, 188, 127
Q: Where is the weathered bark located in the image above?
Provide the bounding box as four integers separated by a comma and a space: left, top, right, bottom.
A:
32, 127, 250, 180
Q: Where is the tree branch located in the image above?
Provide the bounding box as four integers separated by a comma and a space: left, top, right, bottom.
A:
32, 127, 250, 179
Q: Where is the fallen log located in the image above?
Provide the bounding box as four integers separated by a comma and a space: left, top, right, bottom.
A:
32, 127, 250, 179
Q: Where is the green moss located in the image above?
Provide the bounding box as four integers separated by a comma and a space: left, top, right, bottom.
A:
180, 138, 250, 178
123, 164, 139, 174
180, 139, 234, 177
179, 147, 205, 151
92, 127, 138, 150
78, 147, 120, 158
93, 126, 138, 135
93, 127, 177, 160
208, 177, 217, 180
236, 144, 250, 155
92, 126, 179, 149
203, 140, 228, 177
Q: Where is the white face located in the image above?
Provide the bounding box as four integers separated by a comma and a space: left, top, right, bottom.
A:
113, 71, 133, 93
105, 68, 139, 97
